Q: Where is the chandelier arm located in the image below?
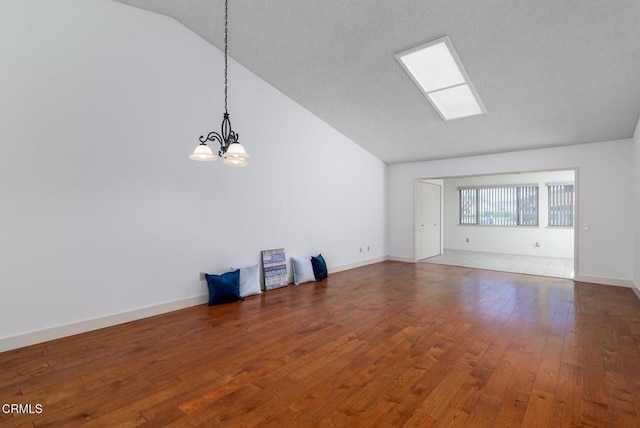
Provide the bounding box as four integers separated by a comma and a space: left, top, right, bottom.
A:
199, 132, 224, 146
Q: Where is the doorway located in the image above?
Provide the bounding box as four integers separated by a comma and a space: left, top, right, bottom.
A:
414, 170, 576, 279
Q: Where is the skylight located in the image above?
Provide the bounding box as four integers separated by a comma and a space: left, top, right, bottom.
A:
395, 36, 486, 121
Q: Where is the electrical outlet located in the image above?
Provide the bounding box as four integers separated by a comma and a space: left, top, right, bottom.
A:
465, 238, 469, 243
535, 242, 541, 247
359, 247, 363, 253
199, 272, 206, 281
367, 246, 370, 252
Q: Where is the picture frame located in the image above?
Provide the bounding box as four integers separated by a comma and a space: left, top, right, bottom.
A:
261, 248, 288, 291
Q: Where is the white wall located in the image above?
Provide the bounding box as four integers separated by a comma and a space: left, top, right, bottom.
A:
0, 0, 387, 349
633, 117, 640, 294
443, 171, 574, 258
388, 140, 634, 286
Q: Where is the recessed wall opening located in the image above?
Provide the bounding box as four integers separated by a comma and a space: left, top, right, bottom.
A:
414, 169, 576, 279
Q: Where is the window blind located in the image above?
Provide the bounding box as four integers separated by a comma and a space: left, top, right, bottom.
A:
548, 184, 574, 227
459, 185, 538, 226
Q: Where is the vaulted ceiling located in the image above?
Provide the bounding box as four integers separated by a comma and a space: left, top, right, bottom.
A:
115, 0, 640, 164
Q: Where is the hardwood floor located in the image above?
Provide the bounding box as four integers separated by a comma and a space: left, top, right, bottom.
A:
1, 261, 640, 427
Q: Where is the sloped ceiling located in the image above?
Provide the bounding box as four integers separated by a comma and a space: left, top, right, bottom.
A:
115, 0, 640, 164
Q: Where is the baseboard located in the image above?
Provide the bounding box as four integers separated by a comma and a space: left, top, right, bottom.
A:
1, 259, 393, 353
386, 255, 415, 263
329, 256, 388, 274
632, 282, 640, 300
6, 263, 632, 354
0, 294, 209, 353
573, 275, 634, 288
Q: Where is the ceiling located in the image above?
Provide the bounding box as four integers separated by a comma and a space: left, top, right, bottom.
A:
115, 0, 640, 164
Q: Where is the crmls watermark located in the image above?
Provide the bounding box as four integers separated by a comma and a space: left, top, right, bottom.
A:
2, 403, 43, 414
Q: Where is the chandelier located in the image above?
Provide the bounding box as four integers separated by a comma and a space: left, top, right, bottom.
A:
189, 0, 249, 166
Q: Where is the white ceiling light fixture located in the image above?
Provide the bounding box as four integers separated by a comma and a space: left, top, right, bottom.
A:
189, 0, 249, 166
395, 36, 486, 121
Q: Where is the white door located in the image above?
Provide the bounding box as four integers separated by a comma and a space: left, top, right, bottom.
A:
415, 181, 441, 260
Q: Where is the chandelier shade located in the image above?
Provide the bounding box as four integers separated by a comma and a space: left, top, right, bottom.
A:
189, 143, 217, 161
223, 142, 249, 166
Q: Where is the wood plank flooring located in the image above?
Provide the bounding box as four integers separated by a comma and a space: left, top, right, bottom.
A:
1, 261, 640, 427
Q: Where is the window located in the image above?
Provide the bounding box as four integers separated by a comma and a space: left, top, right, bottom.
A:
459, 188, 477, 225
459, 185, 539, 226
548, 184, 574, 227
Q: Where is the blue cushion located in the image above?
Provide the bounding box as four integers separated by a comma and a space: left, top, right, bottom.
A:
311, 254, 328, 281
205, 270, 243, 306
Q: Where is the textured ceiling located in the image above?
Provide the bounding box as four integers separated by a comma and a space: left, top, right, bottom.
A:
115, 0, 640, 164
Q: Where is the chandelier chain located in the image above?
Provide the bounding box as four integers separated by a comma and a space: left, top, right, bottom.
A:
224, 0, 228, 114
